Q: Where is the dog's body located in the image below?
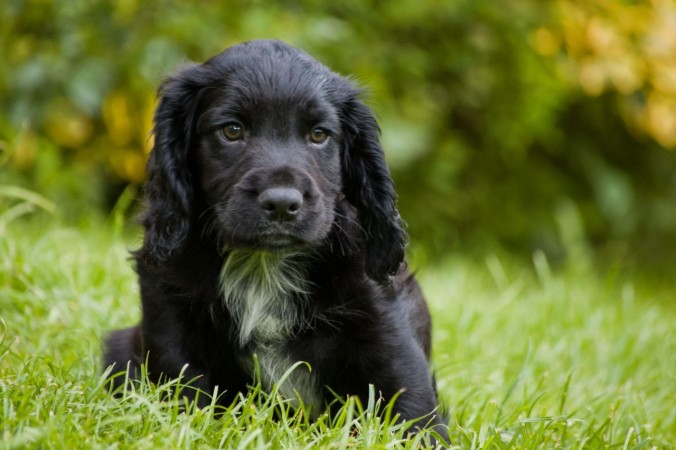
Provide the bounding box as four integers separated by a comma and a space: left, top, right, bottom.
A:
104, 40, 446, 439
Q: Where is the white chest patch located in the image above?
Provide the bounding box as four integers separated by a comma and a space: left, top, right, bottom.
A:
219, 249, 322, 414
219, 249, 309, 346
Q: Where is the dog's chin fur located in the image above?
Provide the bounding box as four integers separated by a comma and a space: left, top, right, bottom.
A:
219, 248, 312, 347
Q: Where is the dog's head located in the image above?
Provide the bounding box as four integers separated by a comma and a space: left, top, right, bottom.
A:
142, 40, 405, 283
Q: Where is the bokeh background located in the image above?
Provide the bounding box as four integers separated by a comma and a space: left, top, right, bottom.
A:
2, 0, 676, 273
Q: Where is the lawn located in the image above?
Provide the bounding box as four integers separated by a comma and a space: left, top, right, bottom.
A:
1, 217, 674, 449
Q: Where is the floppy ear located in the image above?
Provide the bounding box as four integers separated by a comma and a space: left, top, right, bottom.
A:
141, 65, 209, 263
340, 96, 407, 283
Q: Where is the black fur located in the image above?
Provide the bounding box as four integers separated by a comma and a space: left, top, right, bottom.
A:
103, 40, 447, 442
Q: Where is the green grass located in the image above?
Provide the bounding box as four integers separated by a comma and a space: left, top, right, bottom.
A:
1, 217, 675, 449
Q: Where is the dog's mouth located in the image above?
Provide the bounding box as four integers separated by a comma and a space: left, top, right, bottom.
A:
258, 232, 308, 250
215, 200, 333, 252
222, 226, 314, 252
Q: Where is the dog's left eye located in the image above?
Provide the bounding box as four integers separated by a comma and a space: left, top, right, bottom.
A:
220, 123, 244, 141
309, 128, 329, 144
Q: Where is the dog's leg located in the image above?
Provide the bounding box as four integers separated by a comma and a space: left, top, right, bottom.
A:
102, 326, 143, 393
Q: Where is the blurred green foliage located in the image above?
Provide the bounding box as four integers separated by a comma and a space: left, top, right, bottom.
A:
1, 0, 675, 267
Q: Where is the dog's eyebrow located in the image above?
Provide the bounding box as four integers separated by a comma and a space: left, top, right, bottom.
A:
300, 99, 340, 126
197, 107, 242, 134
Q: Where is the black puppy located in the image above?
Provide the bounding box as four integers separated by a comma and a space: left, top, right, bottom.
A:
103, 39, 447, 441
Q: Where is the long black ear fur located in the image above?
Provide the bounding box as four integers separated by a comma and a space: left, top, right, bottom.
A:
140, 64, 209, 264
340, 96, 407, 283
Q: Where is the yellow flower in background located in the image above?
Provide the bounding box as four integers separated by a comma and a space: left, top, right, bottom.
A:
551, 0, 676, 149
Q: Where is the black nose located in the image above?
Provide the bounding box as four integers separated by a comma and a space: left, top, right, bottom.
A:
258, 187, 303, 221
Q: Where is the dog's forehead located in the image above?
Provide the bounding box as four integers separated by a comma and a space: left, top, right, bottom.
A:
213, 40, 325, 73
207, 41, 337, 102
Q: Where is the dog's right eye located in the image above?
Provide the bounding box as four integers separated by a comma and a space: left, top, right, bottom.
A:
309, 128, 329, 145
220, 123, 244, 141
